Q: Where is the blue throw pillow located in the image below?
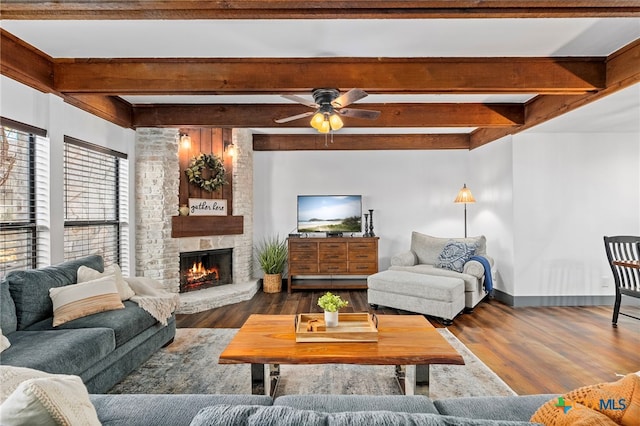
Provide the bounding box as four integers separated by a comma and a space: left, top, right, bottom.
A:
436, 240, 477, 273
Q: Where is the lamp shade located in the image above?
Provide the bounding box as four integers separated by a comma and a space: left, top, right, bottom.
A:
328, 113, 343, 131
179, 133, 191, 149
454, 184, 475, 204
318, 120, 331, 134
226, 143, 237, 157
310, 112, 325, 130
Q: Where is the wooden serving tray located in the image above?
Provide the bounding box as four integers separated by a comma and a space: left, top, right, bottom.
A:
294, 313, 378, 342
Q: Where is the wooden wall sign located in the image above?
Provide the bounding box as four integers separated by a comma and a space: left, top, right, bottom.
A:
189, 198, 227, 216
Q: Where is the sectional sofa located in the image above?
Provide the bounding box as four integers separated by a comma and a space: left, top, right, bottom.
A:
0, 255, 176, 393
89, 393, 554, 425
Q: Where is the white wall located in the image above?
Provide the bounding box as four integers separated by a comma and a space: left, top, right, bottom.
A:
511, 132, 639, 299
1, 76, 137, 270
254, 130, 639, 303
253, 148, 471, 271
468, 135, 516, 295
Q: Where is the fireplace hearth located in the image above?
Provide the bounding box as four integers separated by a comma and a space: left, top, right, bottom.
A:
179, 249, 233, 293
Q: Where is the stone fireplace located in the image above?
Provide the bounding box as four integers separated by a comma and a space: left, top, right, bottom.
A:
134, 128, 258, 314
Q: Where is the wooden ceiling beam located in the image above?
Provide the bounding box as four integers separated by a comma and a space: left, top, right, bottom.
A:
54, 57, 604, 95
0, 30, 133, 127
469, 39, 640, 149
2, 1, 638, 19
132, 103, 523, 128
64, 95, 133, 128
0, 29, 54, 94
253, 134, 470, 151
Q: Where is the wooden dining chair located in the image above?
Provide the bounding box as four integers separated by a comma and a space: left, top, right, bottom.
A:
603, 236, 640, 327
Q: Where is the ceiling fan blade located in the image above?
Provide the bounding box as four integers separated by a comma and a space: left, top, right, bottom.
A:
338, 108, 381, 120
274, 111, 315, 123
281, 94, 318, 108
332, 88, 368, 108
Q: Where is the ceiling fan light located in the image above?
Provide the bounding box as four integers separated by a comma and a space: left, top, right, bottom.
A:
329, 114, 343, 131
310, 112, 325, 130
318, 120, 331, 134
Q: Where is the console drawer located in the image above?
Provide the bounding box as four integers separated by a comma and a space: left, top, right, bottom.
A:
319, 241, 347, 251
348, 262, 377, 274
348, 241, 376, 251
290, 251, 317, 262
289, 241, 317, 251
290, 263, 319, 274
348, 251, 377, 262
319, 251, 347, 262
319, 263, 348, 274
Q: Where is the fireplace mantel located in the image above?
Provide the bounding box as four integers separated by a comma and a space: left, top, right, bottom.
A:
171, 215, 244, 238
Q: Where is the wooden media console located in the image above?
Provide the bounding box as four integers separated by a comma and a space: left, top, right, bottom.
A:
287, 237, 379, 293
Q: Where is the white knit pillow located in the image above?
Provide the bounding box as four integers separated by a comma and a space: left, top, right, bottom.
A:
77, 264, 135, 301
50, 276, 124, 326
0, 375, 100, 426
1, 366, 54, 404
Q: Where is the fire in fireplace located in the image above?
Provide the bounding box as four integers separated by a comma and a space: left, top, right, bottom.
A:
179, 248, 233, 293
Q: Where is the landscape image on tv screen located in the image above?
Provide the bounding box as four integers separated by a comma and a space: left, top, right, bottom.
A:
297, 195, 362, 233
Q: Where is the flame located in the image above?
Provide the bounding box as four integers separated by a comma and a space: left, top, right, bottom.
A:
185, 261, 219, 283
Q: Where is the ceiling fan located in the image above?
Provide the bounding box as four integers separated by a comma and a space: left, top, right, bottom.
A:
274, 88, 381, 133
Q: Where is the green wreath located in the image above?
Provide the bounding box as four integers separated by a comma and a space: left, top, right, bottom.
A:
185, 153, 227, 192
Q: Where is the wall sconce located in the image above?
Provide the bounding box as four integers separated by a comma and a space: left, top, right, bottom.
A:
224, 140, 237, 157
179, 133, 191, 149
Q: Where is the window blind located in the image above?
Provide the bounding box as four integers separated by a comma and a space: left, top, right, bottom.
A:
0, 118, 47, 278
63, 136, 128, 268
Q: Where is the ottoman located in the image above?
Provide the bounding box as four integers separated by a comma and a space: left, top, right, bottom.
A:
367, 270, 465, 325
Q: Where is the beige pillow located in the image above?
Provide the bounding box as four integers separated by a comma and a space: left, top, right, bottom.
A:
77, 264, 135, 301
0, 375, 101, 426
0, 328, 10, 353
49, 276, 125, 326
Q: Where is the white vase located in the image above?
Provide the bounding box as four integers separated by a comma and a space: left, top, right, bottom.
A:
324, 310, 339, 327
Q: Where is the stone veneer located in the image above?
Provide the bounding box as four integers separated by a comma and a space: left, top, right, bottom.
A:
135, 128, 257, 314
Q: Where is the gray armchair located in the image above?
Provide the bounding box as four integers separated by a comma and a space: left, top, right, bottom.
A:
389, 232, 495, 309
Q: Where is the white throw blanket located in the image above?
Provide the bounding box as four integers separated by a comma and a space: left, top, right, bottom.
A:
124, 277, 181, 326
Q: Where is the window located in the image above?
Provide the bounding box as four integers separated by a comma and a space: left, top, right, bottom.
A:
63, 136, 128, 271
0, 118, 48, 279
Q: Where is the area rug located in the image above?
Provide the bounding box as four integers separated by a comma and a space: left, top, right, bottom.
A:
109, 328, 516, 399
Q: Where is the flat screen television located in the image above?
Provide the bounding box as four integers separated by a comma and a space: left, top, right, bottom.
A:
297, 195, 362, 234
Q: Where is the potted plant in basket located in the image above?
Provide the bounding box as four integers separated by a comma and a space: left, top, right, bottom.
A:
317, 292, 348, 327
255, 235, 288, 293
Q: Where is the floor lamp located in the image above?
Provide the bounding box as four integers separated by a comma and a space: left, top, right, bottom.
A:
454, 184, 475, 238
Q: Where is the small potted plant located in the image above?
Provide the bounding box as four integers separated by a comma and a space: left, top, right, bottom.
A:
255, 235, 288, 293
317, 292, 348, 327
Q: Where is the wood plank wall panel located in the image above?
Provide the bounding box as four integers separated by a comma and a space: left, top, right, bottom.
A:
178, 127, 234, 215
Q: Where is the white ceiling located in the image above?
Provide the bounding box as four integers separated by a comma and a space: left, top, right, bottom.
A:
2, 17, 639, 136
3, 18, 639, 58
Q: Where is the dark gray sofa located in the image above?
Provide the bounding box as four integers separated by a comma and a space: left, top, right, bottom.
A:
88, 394, 552, 425
0, 255, 176, 393
1, 256, 550, 425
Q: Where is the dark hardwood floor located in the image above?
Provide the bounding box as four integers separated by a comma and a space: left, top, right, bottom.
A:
176, 288, 640, 396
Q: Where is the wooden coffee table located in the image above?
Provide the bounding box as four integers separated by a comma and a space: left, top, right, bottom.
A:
218, 314, 464, 396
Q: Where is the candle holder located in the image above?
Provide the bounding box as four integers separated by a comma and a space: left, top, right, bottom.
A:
363, 214, 370, 237
368, 209, 375, 237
